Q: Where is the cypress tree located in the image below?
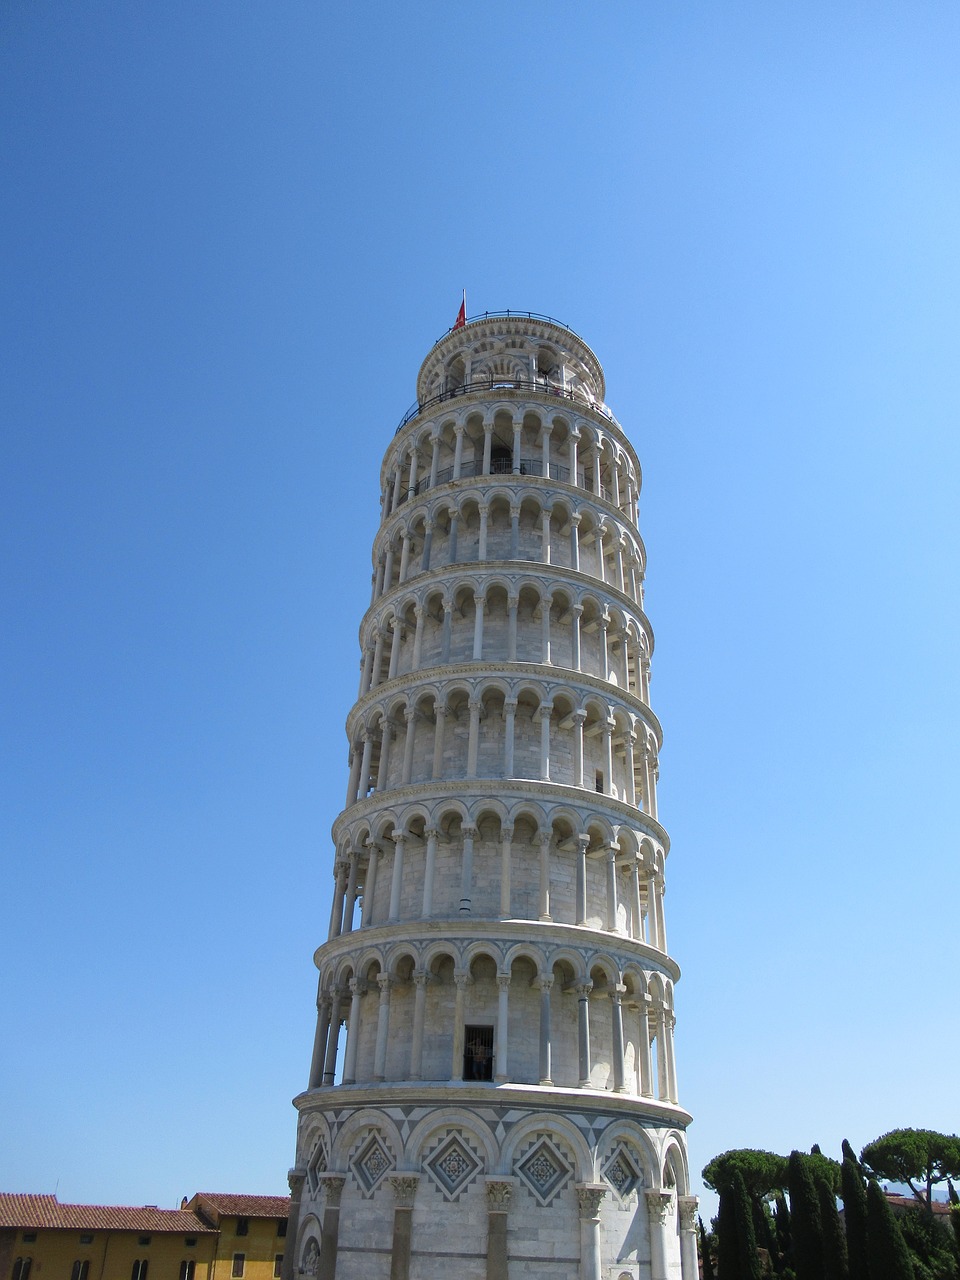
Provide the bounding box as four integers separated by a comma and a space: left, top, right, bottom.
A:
865, 1180, 915, 1280
731, 1169, 763, 1280
788, 1150, 824, 1280
842, 1156, 870, 1280
818, 1177, 849, 1280
949, 1204, 960, 1280
773, 1192, 792, 1260
717, 1184, 741, 1280
842, 1140, 861, 1169
700, 1216, 717, 1280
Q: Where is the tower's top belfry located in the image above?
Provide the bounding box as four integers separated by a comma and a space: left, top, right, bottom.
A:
285, 309, 698, 1280
415, 311, 606, 407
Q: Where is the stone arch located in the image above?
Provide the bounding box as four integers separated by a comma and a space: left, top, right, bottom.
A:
662, 1135, 690, 1195
406, 1109, 499, 1173
330, 1107, 404, 1174
500, 1112, 594, 1182
295, 1219, 321, 1278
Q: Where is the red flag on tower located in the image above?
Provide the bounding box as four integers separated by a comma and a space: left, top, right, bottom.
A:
453, 290, 466, 330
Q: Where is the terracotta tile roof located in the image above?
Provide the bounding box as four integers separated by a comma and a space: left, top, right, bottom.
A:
885, 1193, 952, 1217
0, 1194, 213, 1233
188, 1195, 289, 1222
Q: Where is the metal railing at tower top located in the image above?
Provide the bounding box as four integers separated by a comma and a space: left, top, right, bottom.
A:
396, 374, 619, 433
429, 310, 588, 349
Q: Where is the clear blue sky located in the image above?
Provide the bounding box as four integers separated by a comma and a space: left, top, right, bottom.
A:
2, 2, 958, 1216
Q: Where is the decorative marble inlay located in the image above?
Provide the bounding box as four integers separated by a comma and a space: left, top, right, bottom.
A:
516, 1136, 572, 1207
424, 1133, 483, 1201
350, 1132, 394, 1197
306, 1139, 328, 1193
603, 1145, 642, 1200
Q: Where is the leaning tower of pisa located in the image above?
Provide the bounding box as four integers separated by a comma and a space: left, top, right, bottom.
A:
284, 312, 698, 1280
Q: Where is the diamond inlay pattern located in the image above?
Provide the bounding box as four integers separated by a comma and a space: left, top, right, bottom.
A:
516, 1136, 571, 1207
350, 1132, 394, 1197
423, 1133, 482, 1201
603, 1146, 642, 1200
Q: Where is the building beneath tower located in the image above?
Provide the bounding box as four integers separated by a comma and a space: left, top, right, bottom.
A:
284, 312, 698, 1280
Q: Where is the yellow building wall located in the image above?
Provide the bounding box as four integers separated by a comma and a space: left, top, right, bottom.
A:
209, 1218, 285, 1280
2, 1227, 217, 1280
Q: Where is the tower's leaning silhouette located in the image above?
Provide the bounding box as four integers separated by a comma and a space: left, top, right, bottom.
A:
284, 311, 698, 1280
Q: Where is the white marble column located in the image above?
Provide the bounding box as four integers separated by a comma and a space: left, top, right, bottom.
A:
373, 974, 392, 1081
577, 1185, 606, 1280
342, 978, 363, 1084
576, 982, 592, 1085
401, 707, 417, 785
451, 970, 469, 1080
646, 1191, 673, 1280
538, 831, 552, 921
432, 699, 447, 778
421, 828, 437, 918
503, 698, 516, 776
494, 973, 510, 1082
678, 1197, 700, 1280
321, 989, 343, 1085
467, 698, 481, 777
388, 834, 405, 922
460, 824, 476, 914
499, 824, 513, 917
410, 970, 427, 1079
472, 594, 485, 659
537, 974, 554, 1083
361, 841, 379, 927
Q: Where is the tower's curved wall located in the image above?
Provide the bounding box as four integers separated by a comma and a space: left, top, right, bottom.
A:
285, 315, 698, 1280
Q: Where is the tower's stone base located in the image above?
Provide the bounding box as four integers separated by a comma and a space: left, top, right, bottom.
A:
289, 1086, 696, 1280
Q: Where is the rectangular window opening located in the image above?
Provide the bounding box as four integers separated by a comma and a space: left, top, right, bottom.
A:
463, 1024, 494, 1081
276, 1221, 287, 1239
235, 1220, 249, 1238
179, 1260, 196, 1280
274, 1257, 283, 1278
233, 1254, 246, 1278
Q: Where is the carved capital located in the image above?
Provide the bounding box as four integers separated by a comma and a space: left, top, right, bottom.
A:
645, 1189, 673, 1226
577, 1183, 607, 1219
485, 1179, 514, 1213
390, 1174, 419, 1208
678, 1195, 699, 1232
287, 1169, 306, 1197
319, 1174, 345, 1208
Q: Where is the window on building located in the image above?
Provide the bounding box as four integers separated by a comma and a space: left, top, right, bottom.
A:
276, 1220, 287, 1238
71, 1261, 90, 1280
179, 1260, 195, 1280
131, 1260, 148, 1280
235, 1220, 249, 1238
137, 1238, 151, 1248
184, 1239, 197, 1249
274, 1257, 283, 1277
232, 1255, 245, 1278
21, 1236, 36, 1245
595, 770, 604, 793
12, 1257, 32, 1280
463, 1024, 494, 1081
79, 1236, 94, 1246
